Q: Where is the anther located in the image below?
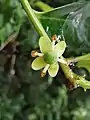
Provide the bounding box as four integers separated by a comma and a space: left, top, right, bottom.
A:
51, 34, 57, 41
31, 51, 43, 57
41, 71, 46, 77
51, 34, 58, 50
31, 51, 38, 57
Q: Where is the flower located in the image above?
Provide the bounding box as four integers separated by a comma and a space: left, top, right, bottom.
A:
31, 36, 66, 77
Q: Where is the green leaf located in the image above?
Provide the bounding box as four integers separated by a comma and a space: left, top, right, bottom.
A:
77, 60, 90, 72
48, 63, 59, 77
63, 2, 90, 57
35, 2, 85, 38
31, 57, 46, 70
54, 41, 66, 57
39, 36, 52, 53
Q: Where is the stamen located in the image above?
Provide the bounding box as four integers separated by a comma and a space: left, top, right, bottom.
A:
41, 64, 50, 77
31, 51, 43, 57
52, 40, 55, 50
58, 58, 67, 64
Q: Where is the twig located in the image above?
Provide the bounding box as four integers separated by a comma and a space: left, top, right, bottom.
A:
7, 55, 16, 81
0, 32, 18, 51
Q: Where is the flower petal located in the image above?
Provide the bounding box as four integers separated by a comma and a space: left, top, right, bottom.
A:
31, 57, 46, 70
48, 63, 59, 77
39, 36, 52, 53
54, 41, 66, 57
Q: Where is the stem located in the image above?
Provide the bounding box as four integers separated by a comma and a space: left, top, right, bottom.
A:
60, 62, 90, 90
20, 0, 48, 37
60, 63, 75, 83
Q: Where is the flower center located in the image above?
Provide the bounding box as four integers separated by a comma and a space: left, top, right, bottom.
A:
44, 51, 58, 64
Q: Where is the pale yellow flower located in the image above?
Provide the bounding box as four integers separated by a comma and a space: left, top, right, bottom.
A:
31, 36, 66, 77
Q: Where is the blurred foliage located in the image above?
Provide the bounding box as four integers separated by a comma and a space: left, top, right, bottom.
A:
0, 0, 24, 45
0, 0, 90, 120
